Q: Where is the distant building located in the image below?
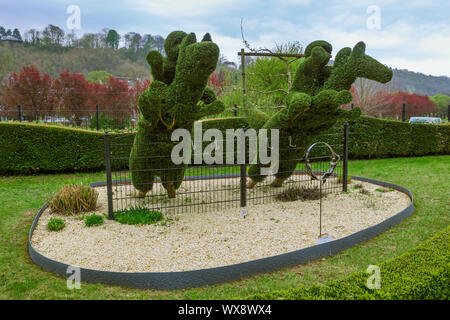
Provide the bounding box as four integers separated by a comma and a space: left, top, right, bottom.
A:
0, 35, 23, 44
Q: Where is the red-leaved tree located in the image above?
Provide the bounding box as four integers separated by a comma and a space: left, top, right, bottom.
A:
2, 65, 56, 120
54, 69, 93, 125
129, 78, 151, 119
100, 76, 131, 126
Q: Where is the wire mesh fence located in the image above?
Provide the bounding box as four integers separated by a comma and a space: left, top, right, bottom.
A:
104, 124, 348, 218
0, 104, 138, 130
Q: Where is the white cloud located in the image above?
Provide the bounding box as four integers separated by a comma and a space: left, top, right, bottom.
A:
122, 0, 241, 17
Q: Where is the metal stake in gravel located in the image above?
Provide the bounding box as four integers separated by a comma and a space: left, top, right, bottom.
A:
305, 142, 340, 244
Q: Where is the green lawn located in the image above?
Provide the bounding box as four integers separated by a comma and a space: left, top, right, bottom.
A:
0, 155, 448, 299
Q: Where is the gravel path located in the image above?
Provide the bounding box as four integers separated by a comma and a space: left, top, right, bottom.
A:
31, 180, 411, 272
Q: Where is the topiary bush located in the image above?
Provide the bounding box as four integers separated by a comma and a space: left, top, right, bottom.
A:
46, 217, 66, 232
244, 40, 393, 188
246, 226, 450, 300
113, 207, 164, 225
49, 184, 98, 215
129, 31, 225, 198
85, 214, 104, 227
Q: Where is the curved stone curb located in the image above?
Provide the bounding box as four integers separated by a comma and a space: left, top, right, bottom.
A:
28, 175, 414, 290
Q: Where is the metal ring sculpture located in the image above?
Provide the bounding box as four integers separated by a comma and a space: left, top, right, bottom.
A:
305, 142, 340, 183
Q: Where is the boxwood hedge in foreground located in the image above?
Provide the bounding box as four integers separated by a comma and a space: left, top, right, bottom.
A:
246, 226, 449, 300
0, 116, 449, 174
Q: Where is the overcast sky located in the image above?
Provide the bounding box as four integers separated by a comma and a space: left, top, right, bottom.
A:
1, 0, 449, 77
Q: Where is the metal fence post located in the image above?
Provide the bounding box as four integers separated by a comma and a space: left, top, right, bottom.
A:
343, 122, 349, 192
351, 103, 354, 110
402, 103, 406, 121
448, 105, 450, 121
240, 127, 247, 207
104, 132, 114, 220
234, 104, 237, 116
18, 104, 22, 122
96, 105, 99, 130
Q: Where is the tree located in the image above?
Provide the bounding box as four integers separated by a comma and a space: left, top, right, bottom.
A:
42, 24, 65, 45
87, 70, 112, 83
430, 94, 450, 113
101, 76, 132, 127
0, 26, 5, 37
54, 69, 93, 125
152, 35, 165, 54
366, 91, 439, 119
12, 28, 22, 41
106, 29, 120, 49
24, 29, 40, 45
2, 65, 56, 120
0, 48, 14, 79
129, 78, 151, 116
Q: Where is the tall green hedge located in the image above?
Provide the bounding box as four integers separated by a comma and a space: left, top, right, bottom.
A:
0, 117, 448, 174
0, 122, 132, 174
246, 226, 450, 300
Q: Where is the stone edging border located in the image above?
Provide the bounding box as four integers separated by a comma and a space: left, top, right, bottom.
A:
28, 175, 414, 290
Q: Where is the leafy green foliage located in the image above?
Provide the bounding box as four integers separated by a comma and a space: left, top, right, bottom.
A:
49, 184, 98, 215
46, 217, 65, 231
86, 70, 111, 83
85, 214, 104, 227
1, 116, 449, 174
129, 31, 225, 198
430, 94, 450, 113
114, 207, 163, 225
0, 122, 133, 174
246, 226, 450, 300
245, 41, 393, 185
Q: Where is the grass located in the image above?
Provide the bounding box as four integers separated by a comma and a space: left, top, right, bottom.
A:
114, 207, 164, 225
46, 218, 65, 232
0, 155, 448, 299
85, 214, 104, 227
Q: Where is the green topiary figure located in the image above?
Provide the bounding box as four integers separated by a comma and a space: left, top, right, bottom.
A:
245, 40, 393, 188
129, 31, 225, 198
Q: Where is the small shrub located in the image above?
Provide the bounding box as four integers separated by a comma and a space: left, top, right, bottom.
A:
359, 188, 371, 195
47, 217, 65, 231
85, 214, 104, 227
275, 186, 325, 202
114, 207, 164, 225
50, 184, 98, 215
353, 183, 364, 189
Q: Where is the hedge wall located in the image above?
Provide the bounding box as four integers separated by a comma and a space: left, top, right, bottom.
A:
0, 117, 449, 174
0, 122, 132, 174
246, 226, 450, 300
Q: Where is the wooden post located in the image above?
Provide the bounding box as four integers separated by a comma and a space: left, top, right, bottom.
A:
240, 49, 246, 110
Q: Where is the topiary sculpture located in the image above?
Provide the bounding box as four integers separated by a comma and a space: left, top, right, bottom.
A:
129, 31, 225, 198
245, 40, 393, 188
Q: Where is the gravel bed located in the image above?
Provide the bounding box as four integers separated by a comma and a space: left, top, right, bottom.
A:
31, 179, 411, 272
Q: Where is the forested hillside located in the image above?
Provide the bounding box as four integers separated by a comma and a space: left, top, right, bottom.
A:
392, 69, 450, 96
0, 42, 150, 80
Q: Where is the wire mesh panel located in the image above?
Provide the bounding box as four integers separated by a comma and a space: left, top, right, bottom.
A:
246, 125, 345, 206
105, 124, 346, 217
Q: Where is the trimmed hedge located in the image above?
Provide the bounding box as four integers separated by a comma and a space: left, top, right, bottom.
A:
0, 117, 449, 174
246, 226, 450, 300
0, 122, 132, 174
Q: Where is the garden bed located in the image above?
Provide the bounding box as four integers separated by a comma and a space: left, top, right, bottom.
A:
30, 178, 411, 273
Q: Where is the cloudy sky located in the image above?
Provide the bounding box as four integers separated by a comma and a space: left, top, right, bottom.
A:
1, 0, 450, 76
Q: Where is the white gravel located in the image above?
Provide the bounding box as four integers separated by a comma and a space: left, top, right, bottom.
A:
31, 179, 411, 272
